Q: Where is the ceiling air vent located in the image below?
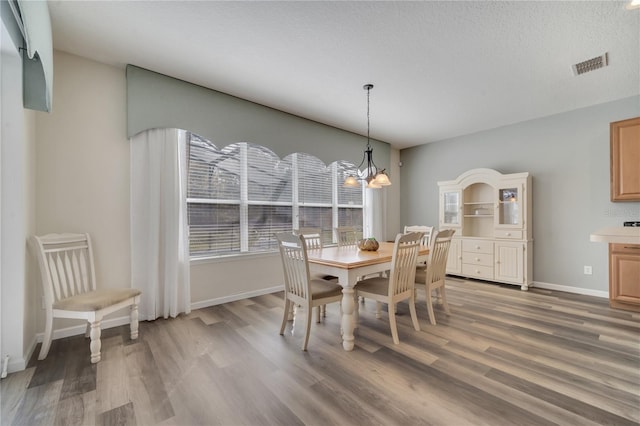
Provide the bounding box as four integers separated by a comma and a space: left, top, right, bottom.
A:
572, 53, 608, 76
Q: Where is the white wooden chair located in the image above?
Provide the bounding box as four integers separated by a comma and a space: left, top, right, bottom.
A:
335, 226, 374, 305
415, 229, 456, 325
276, 232, 343, 350
295, 228, 323, 250
293, 228, 338, 319
355, 232, 423, 344
30, 233, 141, 363
404, 225, 434, 250
404, 225, 434, 276
334, 226, 358, 247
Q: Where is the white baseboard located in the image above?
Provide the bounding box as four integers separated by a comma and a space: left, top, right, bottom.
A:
190, 285, 284, 310
532, 281, 608, 298
5, 354, 27, 375
4, 335, 40, 375
34, 315, 133, 344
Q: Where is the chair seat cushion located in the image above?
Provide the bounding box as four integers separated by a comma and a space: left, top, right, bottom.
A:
355, 276, 389, 296
309, 279, 343, 299
53, 288, 141, 312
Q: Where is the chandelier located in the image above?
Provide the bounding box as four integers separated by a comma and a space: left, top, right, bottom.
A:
343, 84, 391, 189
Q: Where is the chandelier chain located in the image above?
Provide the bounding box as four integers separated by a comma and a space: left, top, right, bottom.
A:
366, 85, 371, 148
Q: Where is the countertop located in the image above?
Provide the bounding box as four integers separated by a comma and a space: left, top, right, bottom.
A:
590, 227, 640, 244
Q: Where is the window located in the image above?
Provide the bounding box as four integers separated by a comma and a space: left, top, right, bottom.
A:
187, 133, 365, 257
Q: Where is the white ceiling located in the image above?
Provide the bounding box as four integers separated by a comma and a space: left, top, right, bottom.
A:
47, 1, 639, 149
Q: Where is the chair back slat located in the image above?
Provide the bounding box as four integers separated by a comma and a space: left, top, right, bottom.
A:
47, 253, 63, 300
276, 233, 311, 302
62, 250, 76, 296
78, 249, 91, 294
335, 226, 358, 247
425, 229, 456, 286
389, 232, 423, 296
70, 250, 82, 294
31, 233, 97, 305
56, 252, 70, 298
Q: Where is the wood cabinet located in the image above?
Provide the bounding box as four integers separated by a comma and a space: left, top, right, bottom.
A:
610, 117, 640, 201
439, 168, 533, 290
609, 243, 640, 312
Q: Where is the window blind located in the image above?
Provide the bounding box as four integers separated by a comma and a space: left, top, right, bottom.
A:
187, 133, 365, 257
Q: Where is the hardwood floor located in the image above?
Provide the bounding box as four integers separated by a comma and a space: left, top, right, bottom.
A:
2, 278, 639, 425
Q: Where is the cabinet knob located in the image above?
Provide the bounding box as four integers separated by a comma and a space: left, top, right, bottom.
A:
476, 246, 480, 250
476, 258, 480, 262
506, 232, 511, 236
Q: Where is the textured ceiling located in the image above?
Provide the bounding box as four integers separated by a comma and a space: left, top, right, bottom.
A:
47, 1, 639, 149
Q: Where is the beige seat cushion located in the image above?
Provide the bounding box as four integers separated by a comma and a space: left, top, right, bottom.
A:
53, 288, 141, 311
354, 276, 389, 296
309, 279, 343, 299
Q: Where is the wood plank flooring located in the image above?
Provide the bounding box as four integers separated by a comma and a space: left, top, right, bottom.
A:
2, 278, 639, 425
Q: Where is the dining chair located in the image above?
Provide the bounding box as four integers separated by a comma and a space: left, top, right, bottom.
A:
355, 232, 423, 344
414, 229, 456, 325
335, 226, 375, 306
294, 228, 338, 319
295, 228, 323, 249
334, 226, 358, 247
275, 232, 343, 350
30, 233, 141, 363
404, 225, 434, 252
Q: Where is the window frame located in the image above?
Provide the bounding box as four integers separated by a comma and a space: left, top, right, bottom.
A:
187, 136, 365, 259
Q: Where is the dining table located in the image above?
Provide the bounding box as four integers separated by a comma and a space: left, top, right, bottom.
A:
306, 241, 429, 351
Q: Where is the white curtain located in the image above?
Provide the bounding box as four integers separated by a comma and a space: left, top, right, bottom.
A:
364, 187, 387, 240
130, 128, 191, 320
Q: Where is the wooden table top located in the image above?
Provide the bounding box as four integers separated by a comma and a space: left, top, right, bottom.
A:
307, 242, 429, 269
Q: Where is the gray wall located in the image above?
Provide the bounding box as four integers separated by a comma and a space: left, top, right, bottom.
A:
400, 95, 640, 292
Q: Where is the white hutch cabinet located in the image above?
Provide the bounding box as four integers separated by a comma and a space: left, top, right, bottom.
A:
438, 168, 533, 290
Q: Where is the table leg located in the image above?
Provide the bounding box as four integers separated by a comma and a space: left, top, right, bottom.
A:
341, 287, 356, 351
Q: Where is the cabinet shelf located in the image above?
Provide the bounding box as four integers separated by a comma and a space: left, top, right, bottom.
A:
464, 214, 494, 218
464, 201, 493, 205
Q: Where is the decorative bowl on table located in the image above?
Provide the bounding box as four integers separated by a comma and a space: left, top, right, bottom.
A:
358, 238, 379, 251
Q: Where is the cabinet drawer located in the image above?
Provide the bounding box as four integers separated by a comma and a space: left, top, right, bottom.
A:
462, 239, 493, 254
610, 243, 640, 255
462, 252, 493, 266
462, 264, 494, 280
495, 230, 523, 240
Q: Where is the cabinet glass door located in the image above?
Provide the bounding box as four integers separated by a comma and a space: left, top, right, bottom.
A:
497, 185, 522, 226
441, 190, 461, 226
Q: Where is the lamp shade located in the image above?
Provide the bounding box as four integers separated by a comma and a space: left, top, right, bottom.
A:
343, 175, 360, 188
366, 179, 382, 189
374, 172, 391, 186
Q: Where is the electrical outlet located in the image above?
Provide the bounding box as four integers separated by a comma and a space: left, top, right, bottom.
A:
584, 266, 593, 275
